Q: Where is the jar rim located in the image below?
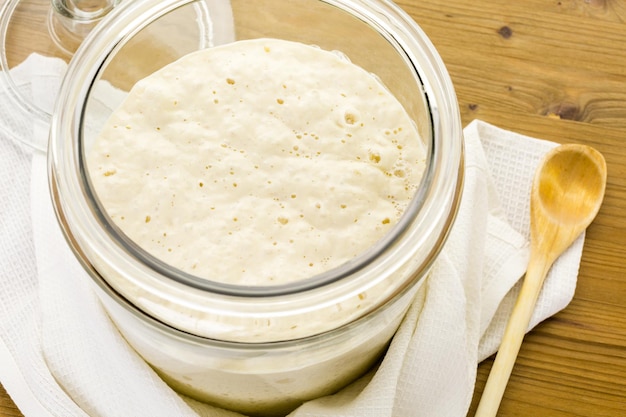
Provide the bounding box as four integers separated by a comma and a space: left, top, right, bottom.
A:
49, 0, 463, 338
78, 40, 437, 295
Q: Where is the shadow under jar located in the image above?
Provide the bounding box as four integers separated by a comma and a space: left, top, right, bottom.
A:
48, 0, 464, 416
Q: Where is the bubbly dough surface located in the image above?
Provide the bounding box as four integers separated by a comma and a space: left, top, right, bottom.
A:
88, 38, 426, 285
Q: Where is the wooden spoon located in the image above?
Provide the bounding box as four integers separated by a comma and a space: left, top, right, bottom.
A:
474, 143, 607, 417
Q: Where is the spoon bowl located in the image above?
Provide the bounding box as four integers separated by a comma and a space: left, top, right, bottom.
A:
475, 143, 607, 417
533, 144, 607, 236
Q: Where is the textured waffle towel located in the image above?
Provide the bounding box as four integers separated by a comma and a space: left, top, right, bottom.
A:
0, 54, 583, 417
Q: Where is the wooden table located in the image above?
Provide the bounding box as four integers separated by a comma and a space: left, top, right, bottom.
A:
2, 0, 626, 416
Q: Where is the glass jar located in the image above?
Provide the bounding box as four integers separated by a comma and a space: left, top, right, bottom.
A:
48, 0, 463, 416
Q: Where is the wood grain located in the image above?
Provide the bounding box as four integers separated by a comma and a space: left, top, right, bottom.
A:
0, 386, 21, 417
2, 0, 626, 416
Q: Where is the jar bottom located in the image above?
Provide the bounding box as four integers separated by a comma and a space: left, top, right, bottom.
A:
119, 306, 404, 417
155, 342, 388, 417
94, 278, 417, 416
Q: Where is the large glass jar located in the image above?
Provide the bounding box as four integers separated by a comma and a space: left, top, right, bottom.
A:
48, 0, 463, 416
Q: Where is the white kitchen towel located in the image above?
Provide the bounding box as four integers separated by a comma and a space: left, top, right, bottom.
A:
0, 55, 584, 417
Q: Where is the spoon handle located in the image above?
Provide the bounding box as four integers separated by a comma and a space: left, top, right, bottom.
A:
474, 254, 552, 417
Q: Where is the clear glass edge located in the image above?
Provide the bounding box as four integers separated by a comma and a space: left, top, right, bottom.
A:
48, 0, 464, 333
0, 0, 52, 152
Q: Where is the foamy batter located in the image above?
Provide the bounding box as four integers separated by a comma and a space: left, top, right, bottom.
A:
88, 38, 425, 285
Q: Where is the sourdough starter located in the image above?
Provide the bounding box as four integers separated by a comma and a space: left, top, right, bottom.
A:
88, 38, 426, 287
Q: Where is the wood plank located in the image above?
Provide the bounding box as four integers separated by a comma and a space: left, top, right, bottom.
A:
0, 386, 21, 417
2, 1, 626, 416
399, 0, 626, 129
